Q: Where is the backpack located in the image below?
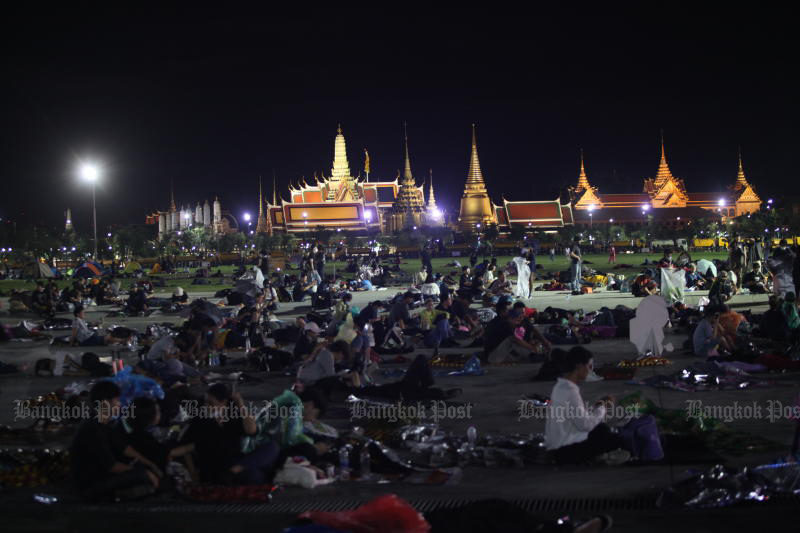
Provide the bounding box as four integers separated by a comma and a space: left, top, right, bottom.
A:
620, 415, 664, 461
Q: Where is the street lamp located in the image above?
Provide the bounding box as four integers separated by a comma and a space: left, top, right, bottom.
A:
79, 162, 100, 259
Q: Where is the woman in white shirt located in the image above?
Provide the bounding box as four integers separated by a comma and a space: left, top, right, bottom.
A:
544, 346, 625, 464
420, 273, 440, 299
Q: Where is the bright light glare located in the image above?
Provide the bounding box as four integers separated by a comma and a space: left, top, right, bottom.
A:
80, 163, 99, 182
717, 199, 725, 206
243, 213, 251, 222
642, 204, 650, 211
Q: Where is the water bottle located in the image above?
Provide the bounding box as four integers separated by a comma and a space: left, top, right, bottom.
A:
359, 442, 371, 479
467, 425, 477, 449
338, 445, 351, 480
245, 336, 252, 354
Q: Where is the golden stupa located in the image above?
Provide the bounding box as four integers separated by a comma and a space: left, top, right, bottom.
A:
458, 124, 497, 231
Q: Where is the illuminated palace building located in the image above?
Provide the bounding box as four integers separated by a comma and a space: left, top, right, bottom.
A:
258, 125, 442, 234
456, 131, 762, 232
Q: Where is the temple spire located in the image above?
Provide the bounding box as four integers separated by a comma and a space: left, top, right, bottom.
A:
258, 176, 264, 217
256, 176, 269, 233
169, 179, 176, 211
466, 123, 485, 186
737, 147, 746, 181
427, 169, 437, 207
402, 122, 413, 182
272, 170, 277, 205
654, 131, 675, 185
576, 149, 591, 191
330, 124, 351, 181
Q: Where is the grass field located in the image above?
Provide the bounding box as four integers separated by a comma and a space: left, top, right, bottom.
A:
0, 251, 730, 294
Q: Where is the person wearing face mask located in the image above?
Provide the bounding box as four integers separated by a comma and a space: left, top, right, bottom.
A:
658, 248, 674, 269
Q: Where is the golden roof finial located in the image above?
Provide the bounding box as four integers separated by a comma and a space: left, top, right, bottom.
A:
466, 123, 485, 186
654, 130, 674, 185
402, 121, 413, 183
258, 176, 263, 216
576, 149, 591, 191
272, 170, 277, 205
427, 168, 437, 208
734, 146, 749, 191
337, 123, 342, 134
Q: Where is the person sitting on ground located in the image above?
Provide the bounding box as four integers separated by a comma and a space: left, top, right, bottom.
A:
138, 278, 154, 295
70, 381, 162, 500
631, 270, 659, 297
693, 306, 731, 357
389, 291, 422, 335
514, 302, 552, 354
717, 304, 748, 349
780, 292, 800, 332
419, 297, 448, 331
482, 263, 497, 286
424, 312, 459, 351
420, 273, 440, 299
544, 347, 625, 465
658, 249, 675, 269
181, 383, 278, 485
333, 292, 352, 322
30, 281, 55, 316
487, 271, 514, 301
293, 321, 323, 361
484, 307, 540, 363
458, 266, 473, 293
70, 304, 130, 347
171, 287, 189, 304
292, 272, 317, 302
297, 339, 361, 395
742, 262, 768, 294
685, 263, 706, 290
125, 286, 149, 315
708, 270, 736, 304
451, 293, 483, 337
119, 397, 193, 472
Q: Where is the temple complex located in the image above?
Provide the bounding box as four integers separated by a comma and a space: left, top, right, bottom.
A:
261, 125, 441, 234
457, 130, 762, 232
570, 138, 762, 226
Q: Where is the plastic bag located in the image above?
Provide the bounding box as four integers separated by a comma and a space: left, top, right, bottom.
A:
108, 366, 164, 407
300, 494, 430, 533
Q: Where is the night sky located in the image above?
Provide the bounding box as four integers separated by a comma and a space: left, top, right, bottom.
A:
3, 8, 797, 231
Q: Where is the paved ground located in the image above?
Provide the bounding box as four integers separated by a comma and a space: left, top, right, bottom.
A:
1, 283, 798, 532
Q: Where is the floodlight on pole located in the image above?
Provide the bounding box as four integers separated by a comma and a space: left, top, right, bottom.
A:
78, 161, 101, 259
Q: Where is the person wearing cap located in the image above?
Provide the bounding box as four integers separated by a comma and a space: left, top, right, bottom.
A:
484, 308, 539, 363
171, 287, 189, 304
293, 321, 323, 361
